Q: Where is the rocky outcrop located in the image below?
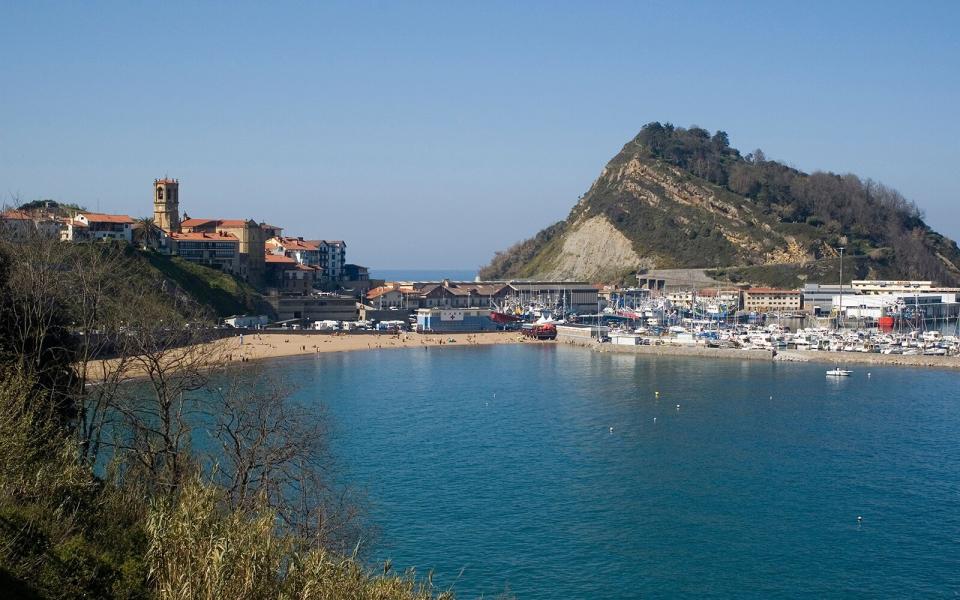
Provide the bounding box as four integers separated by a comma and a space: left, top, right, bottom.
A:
480, 125, 960, 286
540, 215, 650, 281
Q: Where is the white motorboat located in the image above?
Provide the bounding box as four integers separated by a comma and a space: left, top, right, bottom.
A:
826, 368, 852, 377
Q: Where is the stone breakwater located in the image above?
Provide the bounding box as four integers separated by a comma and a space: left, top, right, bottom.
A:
559, 337, 960, 370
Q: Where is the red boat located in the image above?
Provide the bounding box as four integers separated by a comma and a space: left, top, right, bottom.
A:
521, 322, 557, 340
490, 311, 523, 324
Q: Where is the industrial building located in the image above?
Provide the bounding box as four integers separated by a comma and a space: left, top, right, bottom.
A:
416, 308, 498, 332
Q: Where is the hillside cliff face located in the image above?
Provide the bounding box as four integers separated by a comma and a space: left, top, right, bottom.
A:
480, 123, 960, 287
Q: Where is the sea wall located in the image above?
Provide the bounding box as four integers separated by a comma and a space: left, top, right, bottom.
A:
559, 337, 775, 362
775, 350, 960, 370
559, 337, 960, 370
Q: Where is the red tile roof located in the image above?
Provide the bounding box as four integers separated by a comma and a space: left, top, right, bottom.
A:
180, 218, 215, 228
1, 210, 32, 221
367, 287, 396, 300
217, 219, 252, 228
181, 218, 254, 230
367, 284, 415, 299
271, 236, 321, 251
265, 254, 296, 263
80, 213, 134, 224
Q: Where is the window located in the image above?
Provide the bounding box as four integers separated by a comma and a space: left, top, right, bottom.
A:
157, 187, 164, 201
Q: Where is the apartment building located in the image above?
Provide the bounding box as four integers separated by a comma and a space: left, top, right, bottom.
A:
742, 288, 802, 312
74, 213, 134, 242
169, 231, 240, 273
266, 236, 348, 282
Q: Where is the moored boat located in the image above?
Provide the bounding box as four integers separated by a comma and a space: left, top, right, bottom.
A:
521, 322, 557, 340
490, 311, 523, 324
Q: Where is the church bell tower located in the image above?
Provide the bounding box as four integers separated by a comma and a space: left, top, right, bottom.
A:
153, 178, 180, 233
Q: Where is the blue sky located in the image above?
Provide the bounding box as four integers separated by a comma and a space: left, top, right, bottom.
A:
1, 1, 958, 269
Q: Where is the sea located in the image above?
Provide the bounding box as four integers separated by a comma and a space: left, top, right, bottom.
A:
370, 269, 478, 282
278, 344, 960, 598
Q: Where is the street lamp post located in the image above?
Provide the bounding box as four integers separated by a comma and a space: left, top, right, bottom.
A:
837, 246, 845, 330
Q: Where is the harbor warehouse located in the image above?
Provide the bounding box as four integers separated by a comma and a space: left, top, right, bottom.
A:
743, 288, 802, 312
504, 282, 600, 314
417, 308, 497, 332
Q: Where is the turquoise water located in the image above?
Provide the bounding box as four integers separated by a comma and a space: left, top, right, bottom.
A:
282, 345, 960, 598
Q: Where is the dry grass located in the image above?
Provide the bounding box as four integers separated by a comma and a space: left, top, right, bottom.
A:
147, 479, 453, 600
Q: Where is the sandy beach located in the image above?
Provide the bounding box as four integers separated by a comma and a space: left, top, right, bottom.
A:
219, 330, 528, 363
90, 331, 531, 380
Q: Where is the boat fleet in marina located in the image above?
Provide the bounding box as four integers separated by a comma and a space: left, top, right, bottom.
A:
492, 292, 960, 357
604, 323, 960, 357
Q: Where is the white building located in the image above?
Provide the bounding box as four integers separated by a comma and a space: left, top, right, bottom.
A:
75, 213, 134, 242
0, 210, 60, 240
850, 280, 933, 295
835, 293, 959, 320
223, 315, 269, 328
266, 236, 347, 281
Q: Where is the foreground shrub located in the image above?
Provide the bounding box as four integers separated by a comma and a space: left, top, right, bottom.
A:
0, 369, 149, 599
147, 479, 451, 600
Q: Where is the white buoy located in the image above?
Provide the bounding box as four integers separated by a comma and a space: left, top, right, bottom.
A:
653, 417, 657, 423
867, 373, 871, 378
609, 426, 614, 433
857, 515, 862, 524
676, 404, 680, 410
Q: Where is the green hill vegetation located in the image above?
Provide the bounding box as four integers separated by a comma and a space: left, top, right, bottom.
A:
15, 199, 88, 217
481, 123, 960, 287
139, 249, 272, 318
0, 236, 459, 600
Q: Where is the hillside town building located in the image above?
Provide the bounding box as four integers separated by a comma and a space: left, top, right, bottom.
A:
169, 231, 240, 273
1, 210, 61, 240
60, 217, 89, 242
73, 213, 135, 242
264, 253, 322, 294
180, 218, 267, 283
266, 236, 347, 282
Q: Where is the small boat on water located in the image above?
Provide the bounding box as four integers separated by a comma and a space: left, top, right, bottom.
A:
826, 368, 852, 377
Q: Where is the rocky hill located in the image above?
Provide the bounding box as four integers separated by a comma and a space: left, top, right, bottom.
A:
480, 123, 960, 287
